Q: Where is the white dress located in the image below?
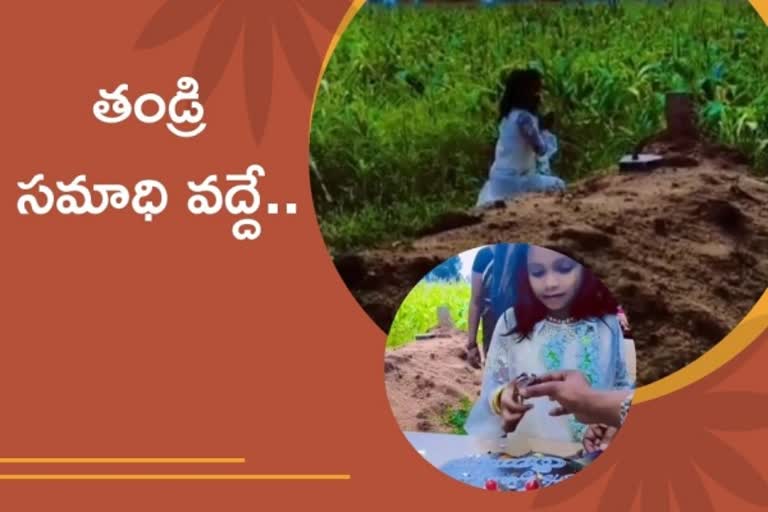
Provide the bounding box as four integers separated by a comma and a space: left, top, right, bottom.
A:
464, 308, 634, 442
476, 110, 565, 207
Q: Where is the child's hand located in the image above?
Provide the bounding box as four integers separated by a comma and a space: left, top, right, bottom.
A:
618, 312, 630, 332
583, 424, 617, 453
617, 306, 630, 332
499, 384, 534, 432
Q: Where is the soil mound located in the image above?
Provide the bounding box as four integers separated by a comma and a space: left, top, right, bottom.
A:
343, 147, 768, 384
385, 328, 482, 432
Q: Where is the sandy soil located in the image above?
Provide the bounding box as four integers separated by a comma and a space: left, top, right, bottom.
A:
385, 327, 482, 432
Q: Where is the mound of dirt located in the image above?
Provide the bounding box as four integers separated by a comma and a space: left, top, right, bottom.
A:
385, 328, 482, 432
343, 144, 768, 385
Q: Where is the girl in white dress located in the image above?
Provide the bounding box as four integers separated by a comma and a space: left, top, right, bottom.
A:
464, 245, 634, 443
477, 69, 565, 207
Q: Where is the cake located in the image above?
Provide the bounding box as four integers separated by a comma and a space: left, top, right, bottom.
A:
439, 450, 600, 491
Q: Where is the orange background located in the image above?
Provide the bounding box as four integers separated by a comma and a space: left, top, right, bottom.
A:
0, 1, 767, 510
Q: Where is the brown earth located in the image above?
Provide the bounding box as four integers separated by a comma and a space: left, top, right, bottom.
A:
384, 327, 482, 432
340, 141, 768, 386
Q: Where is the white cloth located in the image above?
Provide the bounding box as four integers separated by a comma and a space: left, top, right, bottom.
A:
489, 110, 539, 177
476, 174, 565, 207
476, 110, 565, 207
537, 131, 559, 175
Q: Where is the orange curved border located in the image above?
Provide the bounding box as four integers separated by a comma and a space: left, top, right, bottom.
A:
318, 0, 768, 403
320, 1, 366, 79
751, 0, 768, 24
634, 291, 768, 402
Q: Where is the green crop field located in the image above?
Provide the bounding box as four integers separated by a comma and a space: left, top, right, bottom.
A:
387, 280, 474, 348
311, 1, 768, 252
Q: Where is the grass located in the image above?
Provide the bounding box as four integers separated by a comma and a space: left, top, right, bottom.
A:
311, 0, 768, 252
387, 280, 473, 348
441, 396, 473, 435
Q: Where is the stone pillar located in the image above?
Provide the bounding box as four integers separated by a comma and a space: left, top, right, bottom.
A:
665, 92, 698, 140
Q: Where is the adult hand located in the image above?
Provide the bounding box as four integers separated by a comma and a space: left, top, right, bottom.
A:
466, 343, 482, 369
519, 370, 594, 422
521, 370, 631, 427
499, 384, 533, 433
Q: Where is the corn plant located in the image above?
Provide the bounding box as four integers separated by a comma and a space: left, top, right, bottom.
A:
312, 0, 768, 250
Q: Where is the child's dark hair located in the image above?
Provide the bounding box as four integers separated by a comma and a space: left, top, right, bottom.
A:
498, 68, 543, 121
506, 244, 619, 339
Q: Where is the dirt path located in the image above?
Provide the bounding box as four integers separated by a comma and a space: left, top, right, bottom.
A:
344, 143, 768, 385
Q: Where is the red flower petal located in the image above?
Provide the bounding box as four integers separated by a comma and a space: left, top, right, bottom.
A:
639, 466, 673, 512
667, 459, 716, 512
136, 0, 220, 49
698, 392, 768, 432
193, 1, 246, 102
596, 460, 642, 512
691, 429, 768, 506
243, 12, 273, 144
297, 0, 351, 33
274, 3, 323, 99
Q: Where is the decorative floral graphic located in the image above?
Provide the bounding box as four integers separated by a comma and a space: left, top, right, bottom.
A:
533, 329, 768, 512
136, 0, 349, 143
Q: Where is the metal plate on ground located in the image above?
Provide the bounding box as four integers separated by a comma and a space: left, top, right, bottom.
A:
619, 153, 664, 172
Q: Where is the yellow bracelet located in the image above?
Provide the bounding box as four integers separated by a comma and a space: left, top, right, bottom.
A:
490, 386, 505, 415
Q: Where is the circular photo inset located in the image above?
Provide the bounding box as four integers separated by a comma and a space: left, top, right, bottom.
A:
385, 243, 636, 491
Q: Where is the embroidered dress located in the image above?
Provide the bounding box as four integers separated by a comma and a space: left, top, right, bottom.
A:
477, 110, 565, 207
465, 308, 634, 442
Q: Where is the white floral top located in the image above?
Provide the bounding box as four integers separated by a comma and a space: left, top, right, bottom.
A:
465, 308, 634, 443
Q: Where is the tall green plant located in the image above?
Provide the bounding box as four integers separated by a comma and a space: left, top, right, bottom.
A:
312, 0, 768, 250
